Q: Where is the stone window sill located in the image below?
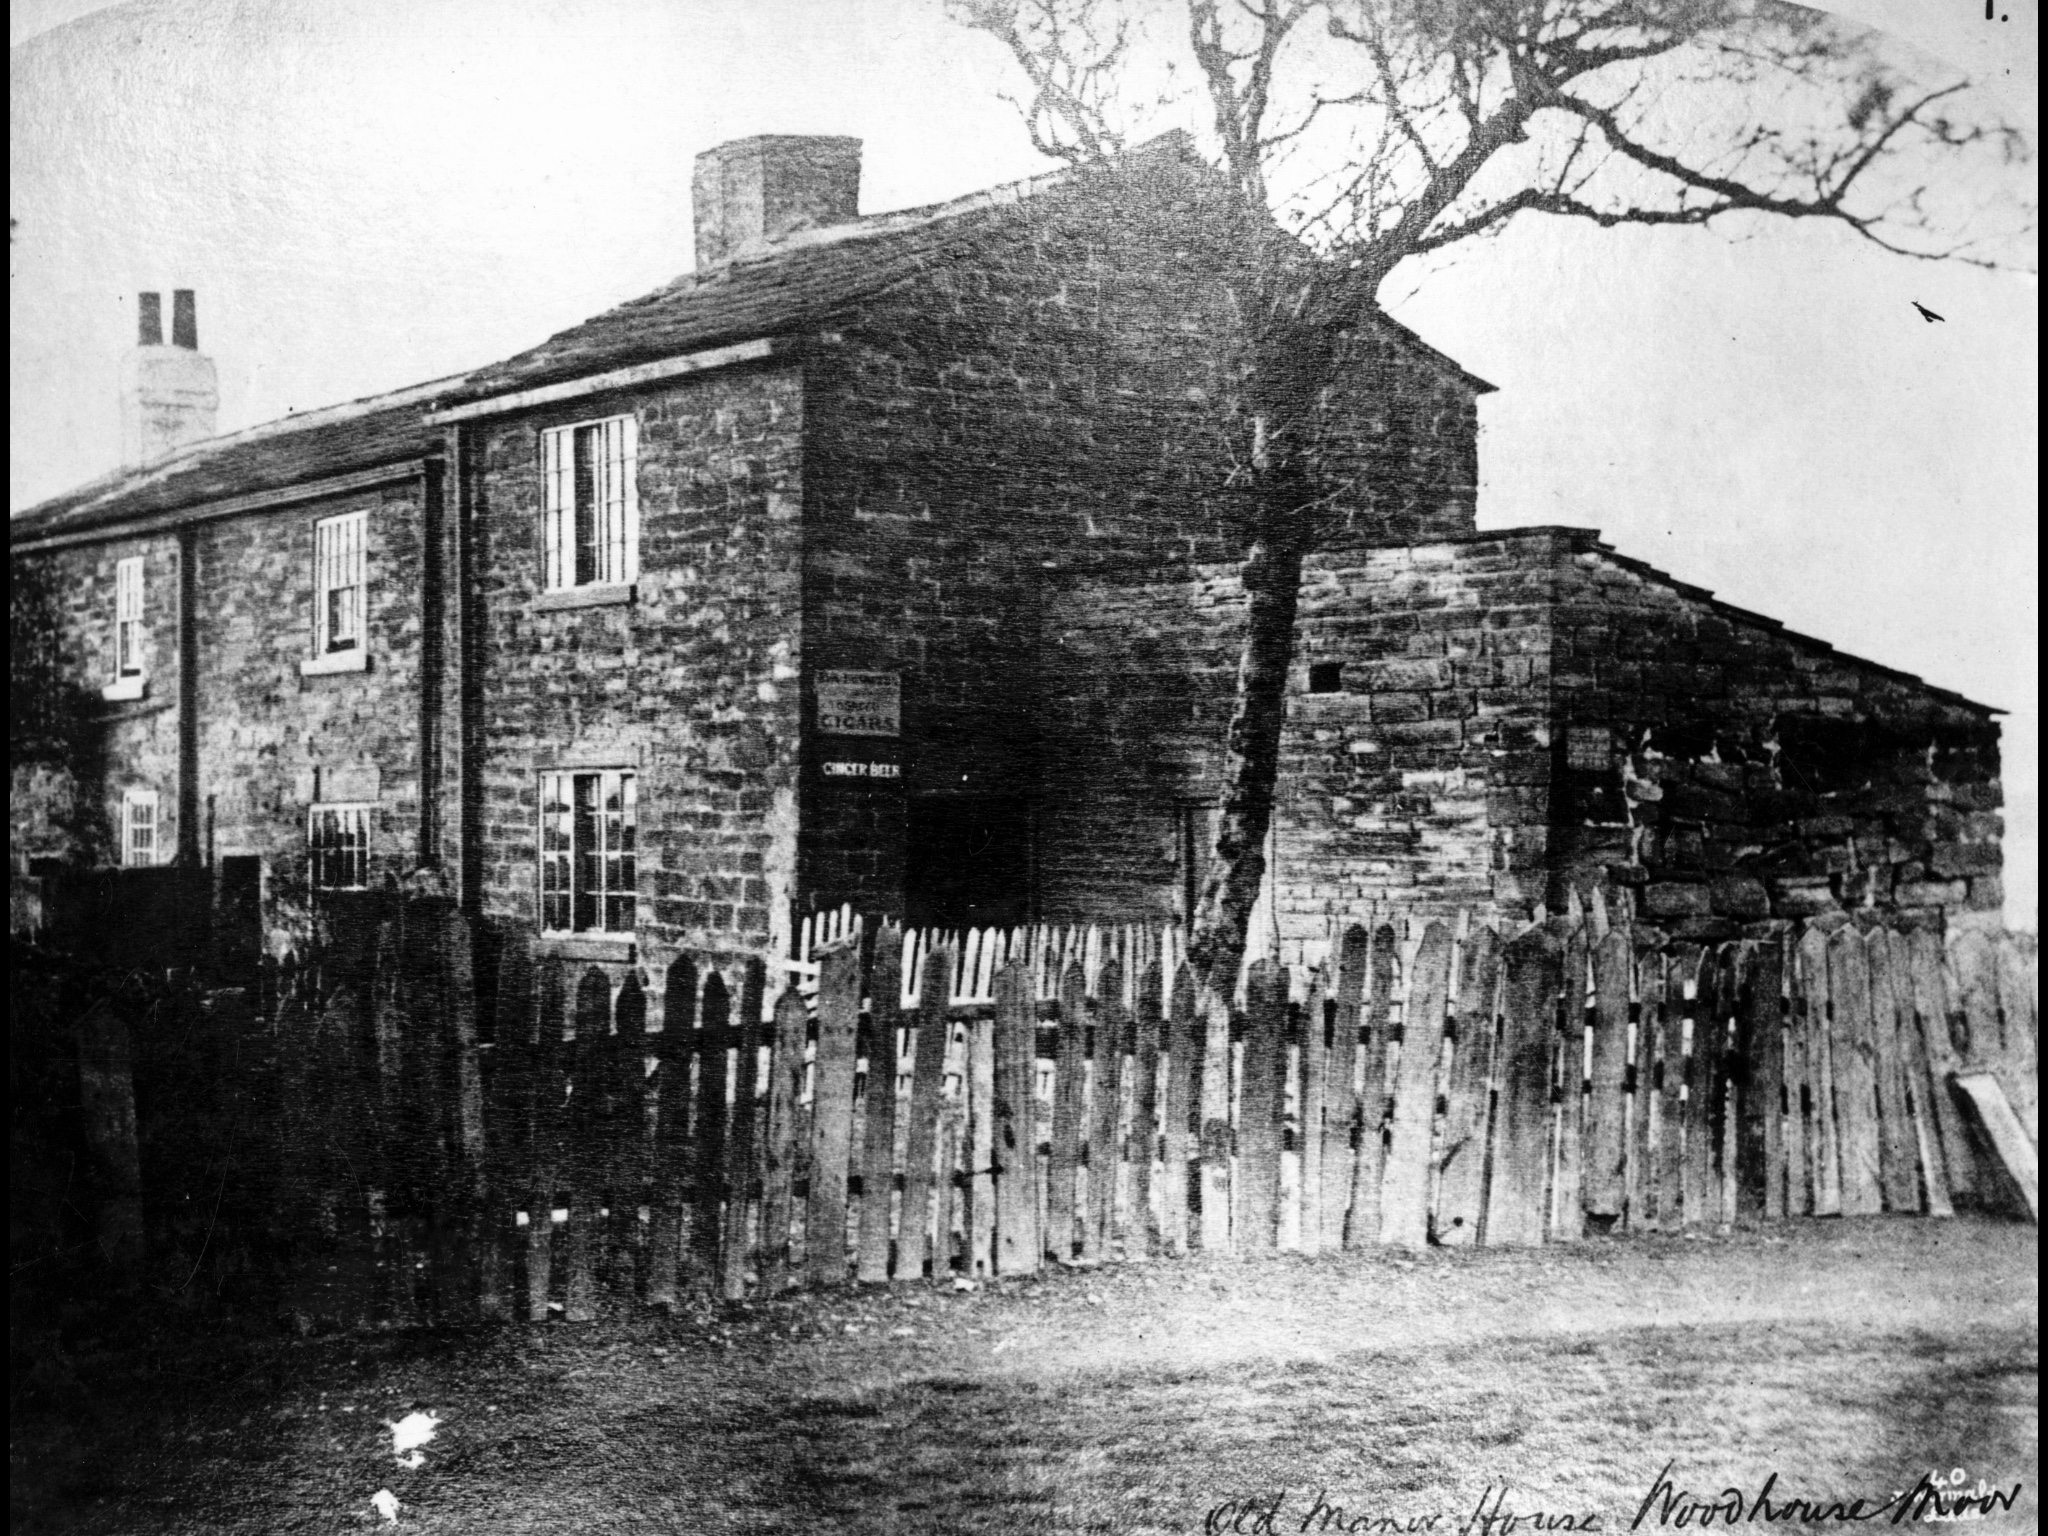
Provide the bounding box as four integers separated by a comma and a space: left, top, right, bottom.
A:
299, 649, 370, 677
535, 582, 635, 613
538, 932, 637, 963
101, 674, 148, 702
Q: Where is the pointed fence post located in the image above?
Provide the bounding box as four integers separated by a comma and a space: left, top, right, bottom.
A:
690, 972, 733, 1275
1196, 984, 1233, 1254
1320, 926, 1368, 1250
856, 930, 906, 1283
1127, 959, 1165, 1260
649, 959, 695, 1306
758, 983, 807, 1293
718, 960, 768, 1300
1551, 923, 1589, 1242
1084, 958, 1127, 1263
897, 943, 955, 1282
1582, 926, 1632, 1227
993, 957, 1042, 1276
1489, 926, 1562, 1246
1349, 925, 1397, 1247
808, 938, 862, 1287
1297, 965, 1330, 1256
481, 930, 536, 1321
1048, 960, 1088, 1263
1824, 928, 1883, 1216
1734, 941, 1784, 1222
1381, 924, 1451, 1248
1233, 959, 1289, 1252
526, 955, 566, 1322
1159, 963, 1197, 1257
1437, 925, 1501, 1247
1864, 931, 1919, 1213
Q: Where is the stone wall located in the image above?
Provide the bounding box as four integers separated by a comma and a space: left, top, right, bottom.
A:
1037, 535, 1560, 940
468, 367, 805, 976
798, 163, 1485, 925
1545, 537, 2002, 934
1034, 528, 2000, 949
190, 480, 428, 927
10, 534, 183, 869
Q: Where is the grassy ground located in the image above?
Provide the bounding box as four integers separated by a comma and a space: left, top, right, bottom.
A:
10, 1216, 2036, 1535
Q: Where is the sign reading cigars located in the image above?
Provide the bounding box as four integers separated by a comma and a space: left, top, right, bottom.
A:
816, 670, 900, 739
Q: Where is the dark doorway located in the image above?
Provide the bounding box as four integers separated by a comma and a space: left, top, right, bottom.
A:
904, 796, 1032, 930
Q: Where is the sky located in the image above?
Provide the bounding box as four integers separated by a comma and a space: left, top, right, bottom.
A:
9, 0, 2038, 927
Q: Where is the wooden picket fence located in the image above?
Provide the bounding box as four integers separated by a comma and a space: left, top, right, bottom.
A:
241, 900, 2037, 1328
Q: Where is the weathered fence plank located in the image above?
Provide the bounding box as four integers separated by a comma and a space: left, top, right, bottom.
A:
1197, 983, 1232, 1254
612, 971, 650, 1299
1583, 927, 1632, 1224
1234, 960, 1289, 1252
1490, 926, 1561, 1246
1160, 963, 1197, 1256
1551, 925, 1588, 1241
1437, 926, 1500, 1246
1898, 930, 1965, 1214
807, 939, 862, 1287
1863, 929, 1920, 1214
1298, 966, 1330, 1255
1321, 925, 1368, 1250
1086, 960, 1128, 1264
651, 959, 695, 1305
994, 958, 1041, 1275
486, 931, 536, 1318
967, 1005, 998, 1278
1048, 960, 1088, 1263
1128, 960, 1164, 1260
524, 956, 565, 1322
1794, 928, 1841, 1217
1825, 927, 1884, 1217
1993, 933, 2038, 1138
1642, 946, 1682, 1232
1685, 947, 1726, 1229
690, 971, 733, 1275
856, 930, 905, 1284
562, 968, 611, 1322
1382, 924, 1451, 1248
719, 961, 768, 1299
1349, 925, 1397, 1248
759, 985, 807, 1293
898, 945, 955, 1281
1735, 941, 1786, 1221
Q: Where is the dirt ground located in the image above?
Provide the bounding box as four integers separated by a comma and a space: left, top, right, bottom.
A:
10, 1215, 2037, 1535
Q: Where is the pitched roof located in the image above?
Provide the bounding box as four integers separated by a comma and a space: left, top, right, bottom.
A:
10, 377, 456, 546
13, 133, 1492, 545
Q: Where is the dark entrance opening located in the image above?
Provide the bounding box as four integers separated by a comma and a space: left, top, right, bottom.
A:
904, 795, 1032, 930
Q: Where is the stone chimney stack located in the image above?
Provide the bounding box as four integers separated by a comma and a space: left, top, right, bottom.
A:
692, 135, 861, 271
120, 288, 219, 466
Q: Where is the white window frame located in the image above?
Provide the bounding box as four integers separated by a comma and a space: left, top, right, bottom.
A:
541, 415, 639, 592
114, 555, 146, 678
121, 787, 160, 867
538, 768, 638, 934
313, 511, 369, 657
308, 802, 374, 892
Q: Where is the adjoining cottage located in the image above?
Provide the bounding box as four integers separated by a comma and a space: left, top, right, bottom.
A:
10, 133, 2005, 983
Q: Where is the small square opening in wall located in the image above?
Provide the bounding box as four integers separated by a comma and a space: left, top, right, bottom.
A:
1307, 662, 1345, 694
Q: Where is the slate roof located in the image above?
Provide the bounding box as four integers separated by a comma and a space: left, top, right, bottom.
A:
10, 378, 457, 545
13, 134, 1490, 545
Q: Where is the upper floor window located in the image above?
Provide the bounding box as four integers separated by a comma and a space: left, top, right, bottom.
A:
539, 768, 636, 933
314, 512, 368, 655
309, 803, 372, 891
122, 788, 159, 867
542, 416, 638, 591
115, 556, 145, 677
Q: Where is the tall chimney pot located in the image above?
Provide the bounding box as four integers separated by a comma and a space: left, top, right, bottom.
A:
692, 135, 861, 271
120, 287, 218, 466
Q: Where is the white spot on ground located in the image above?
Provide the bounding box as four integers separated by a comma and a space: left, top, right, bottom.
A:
370, 1488, 400, 1523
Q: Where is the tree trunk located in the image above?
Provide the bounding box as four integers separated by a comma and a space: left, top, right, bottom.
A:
1187, 521, 1307, 1000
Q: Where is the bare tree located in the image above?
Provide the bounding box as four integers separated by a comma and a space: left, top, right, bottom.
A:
954, 0, 2031, 997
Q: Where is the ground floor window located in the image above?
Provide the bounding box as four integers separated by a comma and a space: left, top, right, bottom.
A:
122, 788, 159, 867
309, 803, 372, 891
540, 769, 636, 933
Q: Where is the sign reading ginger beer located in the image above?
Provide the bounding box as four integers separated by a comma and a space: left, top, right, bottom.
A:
816, 670, 900, 738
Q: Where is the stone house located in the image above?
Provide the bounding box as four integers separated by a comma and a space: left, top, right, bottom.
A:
10, 133, 2005, 985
